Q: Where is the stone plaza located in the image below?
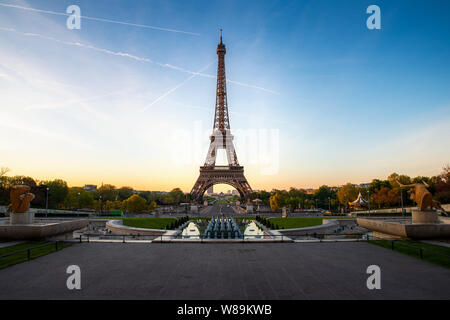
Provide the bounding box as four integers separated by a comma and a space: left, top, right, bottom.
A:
0, 242, 448, 299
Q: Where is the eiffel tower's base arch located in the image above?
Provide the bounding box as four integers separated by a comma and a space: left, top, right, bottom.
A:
191, 166, 252, 203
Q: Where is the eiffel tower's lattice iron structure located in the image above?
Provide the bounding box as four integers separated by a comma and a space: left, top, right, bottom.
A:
191, 31, 252, 202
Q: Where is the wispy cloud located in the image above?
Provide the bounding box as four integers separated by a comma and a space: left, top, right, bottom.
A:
24, 89, 129, 111
0, 27, 279, 95
0, 112, 92, 149
0, 2, 200, 36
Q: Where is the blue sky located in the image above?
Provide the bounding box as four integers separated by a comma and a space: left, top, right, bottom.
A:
0, 0, 449, 192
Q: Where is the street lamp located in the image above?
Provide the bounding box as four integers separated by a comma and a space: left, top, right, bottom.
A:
344, 196, 347, 213
367, 190, 371, 216
315, 199, 318, 210
45, 187, 49, 218
99, 195, 102, 215
77, 192, 81, 211
328, 197, 331, 212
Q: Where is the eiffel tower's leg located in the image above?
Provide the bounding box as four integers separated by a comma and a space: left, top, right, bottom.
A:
204, 141, 217, 167
225, 139, 238, 166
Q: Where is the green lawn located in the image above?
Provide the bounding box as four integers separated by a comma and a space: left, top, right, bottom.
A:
369, 240, 450, 269
122, 217, 176, 229
269, 217, 348, 229
0, 241, 71, 269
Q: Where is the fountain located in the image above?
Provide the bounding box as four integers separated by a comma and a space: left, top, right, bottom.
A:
243, 221, 265, 239
358, 181, 450, 239
0, 185, 88, 240
197, 216, 246, 239
181, 222, 200, 239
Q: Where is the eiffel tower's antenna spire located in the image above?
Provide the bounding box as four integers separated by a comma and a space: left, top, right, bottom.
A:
214, 28, 228, 132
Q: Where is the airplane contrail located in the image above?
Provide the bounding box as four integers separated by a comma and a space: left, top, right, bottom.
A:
141, 63, 213, 112
0, 27, 279, 95
0, 2, 200, 36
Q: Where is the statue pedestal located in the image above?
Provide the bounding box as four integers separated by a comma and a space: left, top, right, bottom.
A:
10, 211, 34, 225
282, 207, 287, 218
412, 210, 439, 224
246, 204, 253, 213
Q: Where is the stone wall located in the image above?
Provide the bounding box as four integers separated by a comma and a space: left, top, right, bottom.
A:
106, 220, 166, 236
277, 219, 357, 236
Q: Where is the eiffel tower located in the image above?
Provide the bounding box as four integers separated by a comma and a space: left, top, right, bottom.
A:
191, 30, 252, 202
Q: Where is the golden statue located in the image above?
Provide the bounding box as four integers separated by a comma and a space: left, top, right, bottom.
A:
7, 185, 35, 214
396, 180, 447, 215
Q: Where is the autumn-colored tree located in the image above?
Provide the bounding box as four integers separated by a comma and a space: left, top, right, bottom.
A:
148, 201, 158, 211
368, 179, 390, 194
269, 192, 286, 211
372, 187, 400, 208
337, 183, 359, 205
125, 194, 148, 213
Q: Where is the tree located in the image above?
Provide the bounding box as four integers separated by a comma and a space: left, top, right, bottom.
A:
0, 168, 10, 204
368, 179, 391, 194
337, 183, 358, 205
287, 197, 299, 211
434, 164, 450, 204
64, 188, 94, 209
8, 176, 37, 188
314, 185, 336, 208
269, 192, 286, 211
0, 167, 9, 183
125, 194, 148, 213
387, 173, 411, 189
96, 184, 118, 202
118, 186, 134, 201
148, 201, 158, 211
372, 187, 400, 208
249, 190, 271, 205
42, 179, 69, 209
164, 188, 185, 205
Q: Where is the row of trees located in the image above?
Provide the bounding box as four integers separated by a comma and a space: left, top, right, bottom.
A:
1, 165, 449, 213
251, 166, 450, 212
256, 216, 280, 229
0, 168, 190, 213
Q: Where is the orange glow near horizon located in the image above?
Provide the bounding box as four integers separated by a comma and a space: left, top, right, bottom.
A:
3, 162, 446, 193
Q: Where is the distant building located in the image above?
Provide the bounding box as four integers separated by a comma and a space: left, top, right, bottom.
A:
306, 188, 315, 194
232, 190, 239, 195
359, 183, 370, 188
83, 184, 97, 191
207, 186, 214, 194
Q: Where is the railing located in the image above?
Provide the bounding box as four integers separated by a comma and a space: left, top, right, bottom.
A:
0, 241, 66, 264
370, 238, 450, 261
74, 232, 370, 243
78, 234, 159, 243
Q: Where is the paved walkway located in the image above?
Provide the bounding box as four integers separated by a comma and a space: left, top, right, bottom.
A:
0, 242, 449, 299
